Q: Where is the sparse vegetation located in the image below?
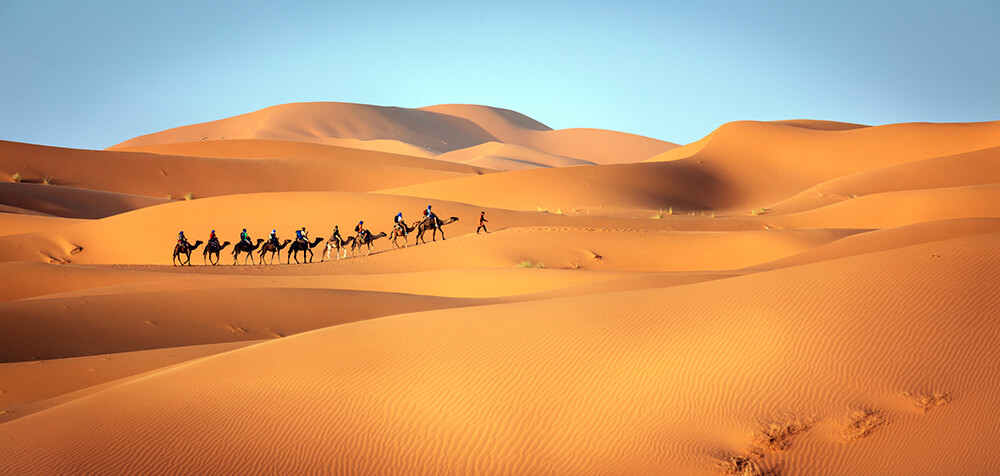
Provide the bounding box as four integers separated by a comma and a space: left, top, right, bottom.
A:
11, 172, 21, 183
651, 207, 674, 219
42, 176, 53, 185
902, 391, 950, 413
842, 408, 886, 441
184, 192, 194, 200
166, 194, 172, 200
554, 208, 563, 215
516, 260, 545, 269
716, 453, 774, 476
751, 207, 770, 216
751, 418, 812, 453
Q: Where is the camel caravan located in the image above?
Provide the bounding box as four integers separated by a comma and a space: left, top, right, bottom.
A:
172, 205, 467, 266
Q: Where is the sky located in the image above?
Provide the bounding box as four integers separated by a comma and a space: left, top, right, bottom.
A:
1, 0, 998, 149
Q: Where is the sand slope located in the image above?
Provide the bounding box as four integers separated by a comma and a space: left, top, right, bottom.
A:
2, 231, 998, 475
2, 104, 999, 475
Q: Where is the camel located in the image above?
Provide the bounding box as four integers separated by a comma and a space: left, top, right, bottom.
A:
322, 235, 355, 262
287, 236, 325, 264
202, 240, 230, 266
352, 231, 387, 256
415, 216, 459, 244
232, 238, 264, 265
258, 239, 292, 265
173, 240, 204, 266
390, 220, 420, 249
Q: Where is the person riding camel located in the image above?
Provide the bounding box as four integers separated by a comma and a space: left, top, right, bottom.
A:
394, 212, 407, 236
295, 228, 305, 244
424, 205, 439, 229
208, 229, 219, 247
240, 228, 251, 246
355, 220, 367, 243
298, 226, 309, 244
330, 225, 343, 247
177, 231, 191, 248
269, 229, 279, 247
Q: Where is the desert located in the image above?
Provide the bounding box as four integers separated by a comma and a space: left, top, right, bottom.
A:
1, 100, 999, 475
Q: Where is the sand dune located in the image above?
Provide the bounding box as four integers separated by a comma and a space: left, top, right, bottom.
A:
2, 231, 998, 475
0, 140, 483, 205
2, 103, 998, 474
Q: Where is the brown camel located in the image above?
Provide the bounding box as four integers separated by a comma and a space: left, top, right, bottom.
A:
390, 220, 420, 249
202, 240, 230, 266
232, 238, 264, 265
352, 231, 387, 256
322, 235, 355, 262
288, 236, 325, 264
258, 239, 291, 265
415, 216, 459, 244
172, 240, 204, 266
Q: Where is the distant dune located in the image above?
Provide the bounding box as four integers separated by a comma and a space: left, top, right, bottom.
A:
2, 104, 999, 475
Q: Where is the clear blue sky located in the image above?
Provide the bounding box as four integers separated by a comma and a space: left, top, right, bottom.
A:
1, 0, 998, 149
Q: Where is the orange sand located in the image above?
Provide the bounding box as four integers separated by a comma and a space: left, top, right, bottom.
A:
1, 103, 999, 475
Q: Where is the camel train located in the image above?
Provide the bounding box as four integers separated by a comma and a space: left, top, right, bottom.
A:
172, 213, 460, 266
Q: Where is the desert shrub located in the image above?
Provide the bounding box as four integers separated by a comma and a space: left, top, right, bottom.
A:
751, 208, 770, 216
11, 172, 21, 182
42, 176, 53, 185
516, 260, 545, 269
842, 408, 886, 441
184, 192, 194, 200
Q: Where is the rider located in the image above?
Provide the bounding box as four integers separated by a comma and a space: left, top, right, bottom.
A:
355, 220, 368, 243
269, 229, 279, 247
424, 205, 439, 230
298, 226, 309, 244
330, 225, 343, 246
394, 212, 407, 236
240, 228, 251, 246
177, 231, 190, 248
208, 229, 219, 247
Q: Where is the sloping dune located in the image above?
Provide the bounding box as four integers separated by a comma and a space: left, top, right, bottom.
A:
0, 182, 169, 219
425, 104, 679, 164
109, 102, 500, 154
3, 103, 999, 475
434, 142, 597, 170
114, 138, 491, 174
380, 160, 732, 212
0, 139, 482, 202
645, 120, 1000, 208
2, 232, 997, 475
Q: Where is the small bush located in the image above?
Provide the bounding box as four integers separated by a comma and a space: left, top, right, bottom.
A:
42, 176, 53, 185
751, 207, 770, 216
11, 172, 21, 183
516, 260, 545, 269
184, 192, 194, 200
842, 408, 886, 441
166, 194, 172, 200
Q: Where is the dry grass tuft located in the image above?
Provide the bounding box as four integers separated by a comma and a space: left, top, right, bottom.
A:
751, 207, 770, 216
184, 192, 194, 200
842, 408, 886, 441
749, 416, 815, 456
42, 176, 53, 185
10, 172, 21, 183
902, 391, 951, 413
715, 453, 778, 476
516, 260, 545, 269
